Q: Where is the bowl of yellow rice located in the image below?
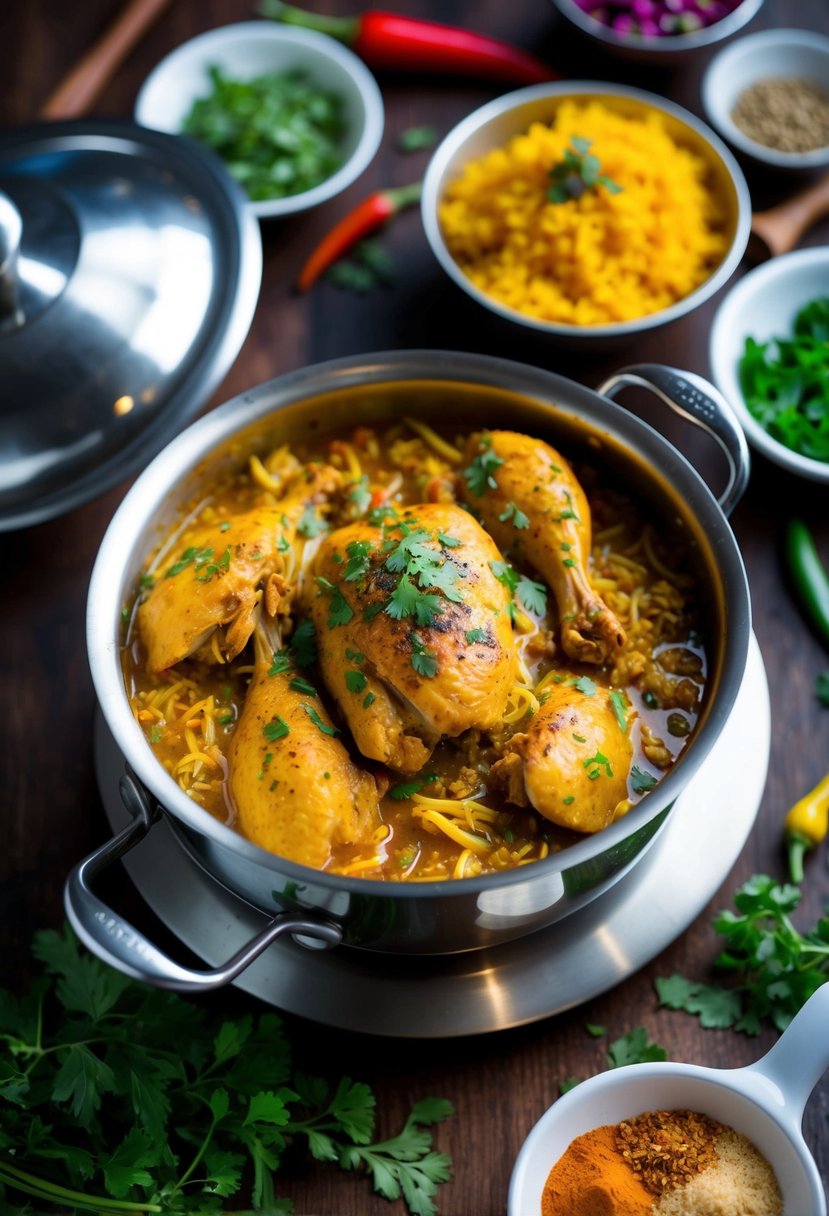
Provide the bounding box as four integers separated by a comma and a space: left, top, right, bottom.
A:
421, 83, 750, 340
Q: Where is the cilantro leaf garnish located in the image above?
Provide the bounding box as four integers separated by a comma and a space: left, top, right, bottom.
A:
316, 576, 355, 627
573, 675, 597, 696
498, 501, 530, 529
655, 874, 829, 1036
464, 443, 503, 496
297, 505, 327, 538
389, 778, 425, 800
344, 538, 372, 582
606, 1027, 668, 1068
345, 670, 368, 694
516, 575, 547, 617
348, 475, 372, 515
548, 135, 623, 205
609, 688, 629, 731
465, 628, 486, 644
385, 575, 445, 627
630, 765, 658, 794
0, 925, 454, 1215
410, 633, 439, 678
289, 675, 317, 696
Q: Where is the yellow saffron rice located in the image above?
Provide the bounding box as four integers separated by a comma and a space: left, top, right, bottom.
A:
438, 99, 730, 327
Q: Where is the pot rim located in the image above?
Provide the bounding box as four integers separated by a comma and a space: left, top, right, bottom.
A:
88, 349, 751, 898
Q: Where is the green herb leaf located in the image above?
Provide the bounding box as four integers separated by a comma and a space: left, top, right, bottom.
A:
606, 1027, 668, 1068
302, 703, 339, 736
263, 717, 290, 741
609, 689, 629, 731
464, 443, 503, 496
297, 504, 327, 538
465, 628, 486, 643
654, 974, 742, 1030
345, 670, 368, 694
389, 778, 424, 800
290, 618, 317, 669
548, 136, 623, 205
630, 765, 658, 794
398, 125, 438, 153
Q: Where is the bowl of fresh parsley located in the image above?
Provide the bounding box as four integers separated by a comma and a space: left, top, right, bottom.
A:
709, 246, 829, 483
135, 21, 384, 219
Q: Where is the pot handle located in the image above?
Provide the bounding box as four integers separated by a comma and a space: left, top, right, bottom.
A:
64, 771, 343, 992
597, 363, 750, 517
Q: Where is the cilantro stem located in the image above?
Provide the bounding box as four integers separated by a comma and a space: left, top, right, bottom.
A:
167, 1109, 221, 1198
0, 1163, 162, 1213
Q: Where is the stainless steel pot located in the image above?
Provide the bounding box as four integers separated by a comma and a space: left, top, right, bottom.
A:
72, 352, 751, 991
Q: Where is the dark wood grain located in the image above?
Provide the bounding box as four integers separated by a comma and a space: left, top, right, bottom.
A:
2, 2, 829, 1213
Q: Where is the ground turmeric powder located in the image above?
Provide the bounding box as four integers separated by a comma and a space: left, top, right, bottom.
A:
541, 1123, 653, 1216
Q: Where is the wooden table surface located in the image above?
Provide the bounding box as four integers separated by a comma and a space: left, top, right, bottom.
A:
3, 1, 829, 1212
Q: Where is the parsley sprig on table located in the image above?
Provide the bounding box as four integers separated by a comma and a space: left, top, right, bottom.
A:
0, 927, 453, 1216
656, 874, 829, 1034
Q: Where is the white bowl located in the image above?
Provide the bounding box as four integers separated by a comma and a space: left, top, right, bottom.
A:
551, 0, 765, 63
135, 22, 384, 220
702, 29, 829, 171
709, 247, 829, 483
421, 82, 751, 342
508, 983, 829, 1215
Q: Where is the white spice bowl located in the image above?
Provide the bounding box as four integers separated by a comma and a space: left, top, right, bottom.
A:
702, 29, 829, 171
508, 984, 829, 1215
708, 247, 829, 484
134, 22, 384, 220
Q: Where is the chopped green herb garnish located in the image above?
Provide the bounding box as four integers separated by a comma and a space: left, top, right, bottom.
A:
584, 750, 613, 780
263, 716, 290, 741
316, 576, 355, 627
149, 725, 164, 744
289, 675, 317, 696
345, 670, 368, 694
268, 649, 294, 676
464, 444, 503, 496
344, 538, 372, 581
182, 65, 346, 203
296, 504, 327, 538
465, 628, 486, 644
389, 778, 424, 800
562, 794, 575, 805
738, 296, 829, 462
302, 703, 339, 736
398, 124, 438, 152
548, 135, 623, 205
363, 691, 376, 709
219, 520, 232, 532
631, 765, 658, 794
410, 633, 439, 679
498, 501, 530, 529
276, 531, 290, 552
438, 531, 462, 548
609, 689, 629, 731
573, 675, 597, 696
348, 475, 372, 515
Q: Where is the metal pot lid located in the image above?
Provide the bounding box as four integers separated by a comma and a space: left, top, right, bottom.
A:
0, 120, 262, 531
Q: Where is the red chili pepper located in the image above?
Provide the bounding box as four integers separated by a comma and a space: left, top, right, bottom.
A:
296, 181, 421, 292
260, 1, 555, 84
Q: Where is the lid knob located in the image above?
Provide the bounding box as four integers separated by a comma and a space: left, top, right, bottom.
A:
0, 190, 23, 331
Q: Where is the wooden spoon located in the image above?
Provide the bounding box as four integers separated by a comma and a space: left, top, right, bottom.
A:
40, 0, 173, 120
749, 172, 829, 261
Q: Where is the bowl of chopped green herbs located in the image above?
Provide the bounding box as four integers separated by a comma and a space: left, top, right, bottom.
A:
135, 22, 384, 219
709, 247, 829, 482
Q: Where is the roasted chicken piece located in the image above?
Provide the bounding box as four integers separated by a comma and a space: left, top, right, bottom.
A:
462, 430, 625, 665
138, 464, 341, 673
307, 503, 518, 773
490, 683, 633, 834
228, 619, 379, 867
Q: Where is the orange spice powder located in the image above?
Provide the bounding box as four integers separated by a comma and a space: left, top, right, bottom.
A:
541, 1123, 653, 1216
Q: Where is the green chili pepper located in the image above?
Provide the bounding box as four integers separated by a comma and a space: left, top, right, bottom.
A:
785, 519, 829, 648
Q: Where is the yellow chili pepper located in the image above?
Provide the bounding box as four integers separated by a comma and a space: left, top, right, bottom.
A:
785, 772, 829, 884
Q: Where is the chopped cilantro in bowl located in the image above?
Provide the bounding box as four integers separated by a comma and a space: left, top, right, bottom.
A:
738, 295, 829, 464
182, 65, 347, 202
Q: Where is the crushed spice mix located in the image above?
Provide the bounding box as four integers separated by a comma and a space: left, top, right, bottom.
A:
614, 1109, 723, 1194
